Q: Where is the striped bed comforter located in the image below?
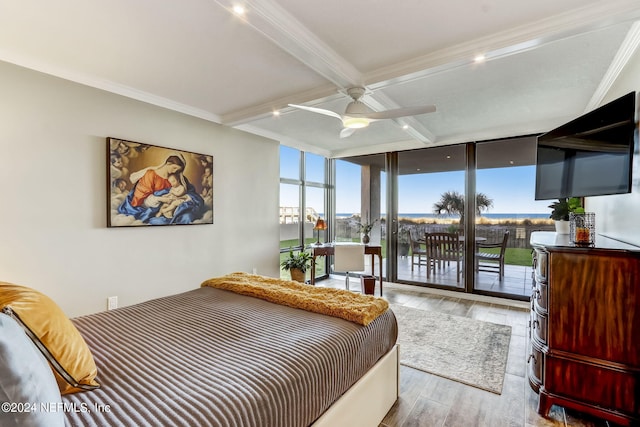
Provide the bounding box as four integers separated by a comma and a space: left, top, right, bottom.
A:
62, 286, 398, 427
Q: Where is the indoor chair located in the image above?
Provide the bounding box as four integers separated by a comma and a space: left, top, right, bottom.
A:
333, 243, 365, 291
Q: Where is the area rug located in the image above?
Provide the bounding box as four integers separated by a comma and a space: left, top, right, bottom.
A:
391, 304, 512, 394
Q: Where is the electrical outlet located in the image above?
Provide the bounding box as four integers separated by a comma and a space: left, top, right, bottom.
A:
252, 267, 257, 274
107, 296, 118, 311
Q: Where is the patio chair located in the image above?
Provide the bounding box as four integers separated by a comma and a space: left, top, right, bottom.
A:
425, 232, 463, 283
476, 230, 510, 277
409, 232, 427, 271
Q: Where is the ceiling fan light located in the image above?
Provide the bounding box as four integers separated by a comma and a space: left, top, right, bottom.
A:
343, 117, 369, 129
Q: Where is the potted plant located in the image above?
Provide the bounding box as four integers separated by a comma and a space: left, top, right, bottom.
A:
548, 197, 584, 234
397, 227, 410, 257
280, 249, 312, 282
356, 218, 378, 244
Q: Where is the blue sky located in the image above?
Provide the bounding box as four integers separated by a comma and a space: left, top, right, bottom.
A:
280, 146, 552, 215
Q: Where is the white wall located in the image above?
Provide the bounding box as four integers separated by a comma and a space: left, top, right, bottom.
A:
0, 61, 280, 317
586, 46, 640, 246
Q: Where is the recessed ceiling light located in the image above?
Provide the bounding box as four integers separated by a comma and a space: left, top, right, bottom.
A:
402, 124, 409, 130
474, 54, 486, 63
232, 5, 246, 15
273, 110, 280, 117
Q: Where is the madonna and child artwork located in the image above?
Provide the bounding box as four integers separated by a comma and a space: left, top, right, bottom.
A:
107, 138, 213, 227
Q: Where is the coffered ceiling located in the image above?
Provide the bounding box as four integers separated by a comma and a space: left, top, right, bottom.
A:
1, 0, 639, 158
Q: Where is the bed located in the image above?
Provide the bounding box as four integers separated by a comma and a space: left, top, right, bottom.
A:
1, 273, 398, 427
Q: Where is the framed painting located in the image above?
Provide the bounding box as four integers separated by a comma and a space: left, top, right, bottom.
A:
107, 137, 213, 227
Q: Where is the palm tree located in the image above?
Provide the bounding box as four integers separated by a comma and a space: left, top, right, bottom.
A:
433, 191, 493, 226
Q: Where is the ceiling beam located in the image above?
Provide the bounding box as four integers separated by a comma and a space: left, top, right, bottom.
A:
213, 0, 363, 88
236, 123, 333, 158
361, 91, 436, 144
221, 83, 340, 126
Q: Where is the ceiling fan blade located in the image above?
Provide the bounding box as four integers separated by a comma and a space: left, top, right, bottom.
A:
288, 104, 343, 121
340, 127, 356, 138
350, 105, 436, 120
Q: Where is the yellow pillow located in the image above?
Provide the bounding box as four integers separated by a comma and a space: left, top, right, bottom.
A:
0, 282, 100, 395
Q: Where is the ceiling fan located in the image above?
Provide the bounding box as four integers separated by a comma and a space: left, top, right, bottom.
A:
288, 87, 436, 138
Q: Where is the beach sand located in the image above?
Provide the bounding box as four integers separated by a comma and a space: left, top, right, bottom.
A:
397, 216, 553, 226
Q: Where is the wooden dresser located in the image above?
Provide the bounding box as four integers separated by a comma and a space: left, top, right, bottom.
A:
529, 232, 640, 426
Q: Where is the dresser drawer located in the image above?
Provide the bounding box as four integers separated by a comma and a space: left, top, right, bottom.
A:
534, 248, 548, 283
531, 310, 548, 345
533, 280, 548, 312
528, 340, 544, 391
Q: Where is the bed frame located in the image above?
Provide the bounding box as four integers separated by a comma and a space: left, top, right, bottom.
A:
312, 344, 399, 426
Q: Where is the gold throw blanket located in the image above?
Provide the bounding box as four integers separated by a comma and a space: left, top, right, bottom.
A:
201, 272, 388, 326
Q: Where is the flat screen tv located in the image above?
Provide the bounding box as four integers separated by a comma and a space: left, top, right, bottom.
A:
535, 91, 636, 200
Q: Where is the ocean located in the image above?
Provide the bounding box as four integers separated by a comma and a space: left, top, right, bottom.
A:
335, 213, 549, 220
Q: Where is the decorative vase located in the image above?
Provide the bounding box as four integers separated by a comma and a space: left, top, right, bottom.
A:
554, 220, 570, 234
290, 268, 305, 282
362, 233, 370, 244
570, 212, 595, 244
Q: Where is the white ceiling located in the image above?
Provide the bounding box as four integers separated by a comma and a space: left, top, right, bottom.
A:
1, 0, 640, 158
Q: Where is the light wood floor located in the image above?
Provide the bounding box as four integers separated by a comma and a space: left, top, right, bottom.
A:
318, 278, 619, 427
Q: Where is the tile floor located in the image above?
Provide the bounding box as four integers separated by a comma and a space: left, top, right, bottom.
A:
317, 278, 621, 427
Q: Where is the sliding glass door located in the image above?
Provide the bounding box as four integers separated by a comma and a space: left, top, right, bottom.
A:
474, 137, 553, 298
396, 145, 466, 289
300, 135, 553, 300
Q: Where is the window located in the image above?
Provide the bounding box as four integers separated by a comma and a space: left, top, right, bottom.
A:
279, 146, 328, 281
335, 159, 362, 242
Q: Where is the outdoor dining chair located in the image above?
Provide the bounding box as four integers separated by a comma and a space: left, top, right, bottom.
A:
424, 232, 463, 283
409, 232, 427, 271
475, 230, 510, 277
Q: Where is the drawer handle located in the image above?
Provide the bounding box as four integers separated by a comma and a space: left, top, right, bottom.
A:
527, 354, 537, 364
534, 289, 541, 300
532, 320, 539, 329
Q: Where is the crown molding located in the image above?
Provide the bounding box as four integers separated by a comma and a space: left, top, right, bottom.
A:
586, 21, 640, 111
0, 49, 222, 123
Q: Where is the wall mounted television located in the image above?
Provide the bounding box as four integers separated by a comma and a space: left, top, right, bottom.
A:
535, 91, 637, 200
